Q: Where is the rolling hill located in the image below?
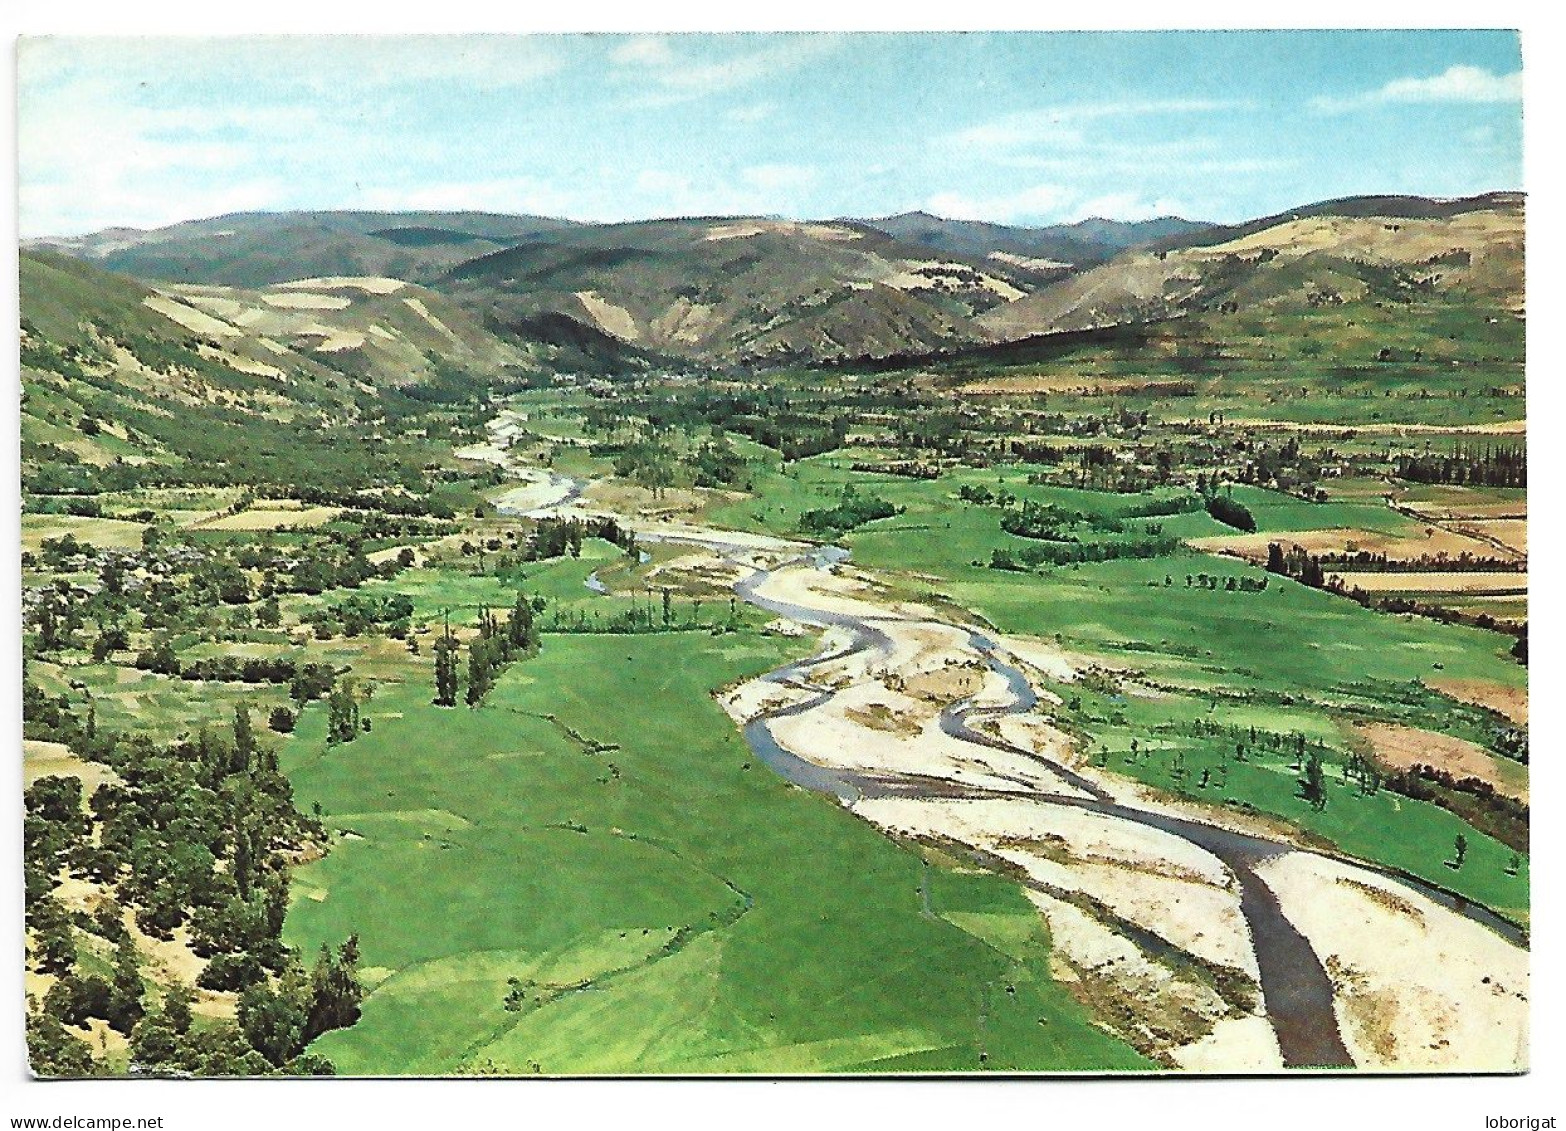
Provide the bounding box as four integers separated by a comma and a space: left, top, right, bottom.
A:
439, 216, 1056, 367
24, 210, 579, 289
19, 249, 538, 484
863, 211, 1211, 269
980, 193, 1524, 340
28, 193, 1524, 373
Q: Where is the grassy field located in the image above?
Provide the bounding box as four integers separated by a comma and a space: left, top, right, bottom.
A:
280, 630, 1148, 1074
697, 457, 1523, 705
1062, 682, 1530, 922
941, 301, 1525, 428
691, 449, 1528, 918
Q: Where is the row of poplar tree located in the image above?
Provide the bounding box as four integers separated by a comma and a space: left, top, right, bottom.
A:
433, 591, 542, 708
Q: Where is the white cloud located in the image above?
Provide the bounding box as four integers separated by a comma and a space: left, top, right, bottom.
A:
1312, 65, 1522, 113
945, 99, 1239, 154
924, 184, 1074, 223
741, 164, 817, 191
1071, 193, 1190, 222
610, 37, 677, 67
922, 184, 1192, 225
610, 33, 842, 105
20, 36, 567, 98
20, 172, 289, 236
17, 36, 570, 235
354, 177, 577, 218
726, 102, 776, 124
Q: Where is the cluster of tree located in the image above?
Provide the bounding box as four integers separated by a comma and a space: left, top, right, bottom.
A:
135, 646, 338, 697
29, 588, 90, 655
528, 516, 638, 562
1023, 462, 1180, 495
987, 533, 1179, 571
1394, 444, 1525, 488
586, 385, 916, 464
851, 460, 939, 480
1120, 492, 1204, 518
1266, 542, 1327, 588
50, 380, 439, 497
612, 438, 678, 497
288, 484, 457, 518
1204, 493, 1256, 532
1380, 764, 1528, 855
1168, 572, 1270, 592
1325, 581, 1528, 647
38, 534, 95, 566
958, 483, 1017, 507
799, 487, 900, 535
1224, 435, 1334, 495
275, 548, 388, 597
1011, 441, 1064, 464
434, 592, 542, 708
307, 593, 416, 639
771, 420, 848, 462
891, 412, 969, 457
685, 437, 748, 488
582, 388, 804, 460
1297, 743, 1328, 810
1308, 548, 1524, 574
998, 499, 1130, 540
30, 932, 365, 1077
126, 634, 332, 701
544, 592, 740, 636
25, 493, 108, 517
324, 679, 364, 745
23, 698, 367, 1075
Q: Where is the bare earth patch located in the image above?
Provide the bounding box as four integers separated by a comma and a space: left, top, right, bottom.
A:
262, 292, 352, 311
1329, 571, 1526, 594
1456, 519, 1527, 554
1427, 678, 1528, 727
1354, 723, 1527, 803
24, 740, 122, 793
1192, 526, 1521, 565
274, 276, 407, 294
198, 505, 340, 531
960, 374, 1206, 397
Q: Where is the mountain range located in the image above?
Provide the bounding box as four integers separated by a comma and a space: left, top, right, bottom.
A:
23, 192, 1524, 378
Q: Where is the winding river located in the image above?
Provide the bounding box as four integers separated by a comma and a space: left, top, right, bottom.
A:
479, 432, 1525, 1071
726, 547, 1525, 1069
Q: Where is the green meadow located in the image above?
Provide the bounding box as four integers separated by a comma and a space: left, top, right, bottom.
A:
281, 631, 1148, 1074
696, 451, 1527, 917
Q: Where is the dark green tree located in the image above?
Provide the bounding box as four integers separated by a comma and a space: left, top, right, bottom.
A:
304, 935, 364, 1042
326, 680, 360, 745
129, 1010, 181, 1071
1298, 747, 1327, 811
508, 590, 539, 653
238, 976, 308, 1067
233, 703, 256, 769
29, 897, 77, 975
433, 622, 459, 707
26, 1002, 98, 1077
466, 639, 494, 706
107, 936, 145, 1035
162, 981, 195, 1035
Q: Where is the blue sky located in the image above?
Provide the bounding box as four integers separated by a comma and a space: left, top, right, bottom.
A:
17, 30, 1524, 236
